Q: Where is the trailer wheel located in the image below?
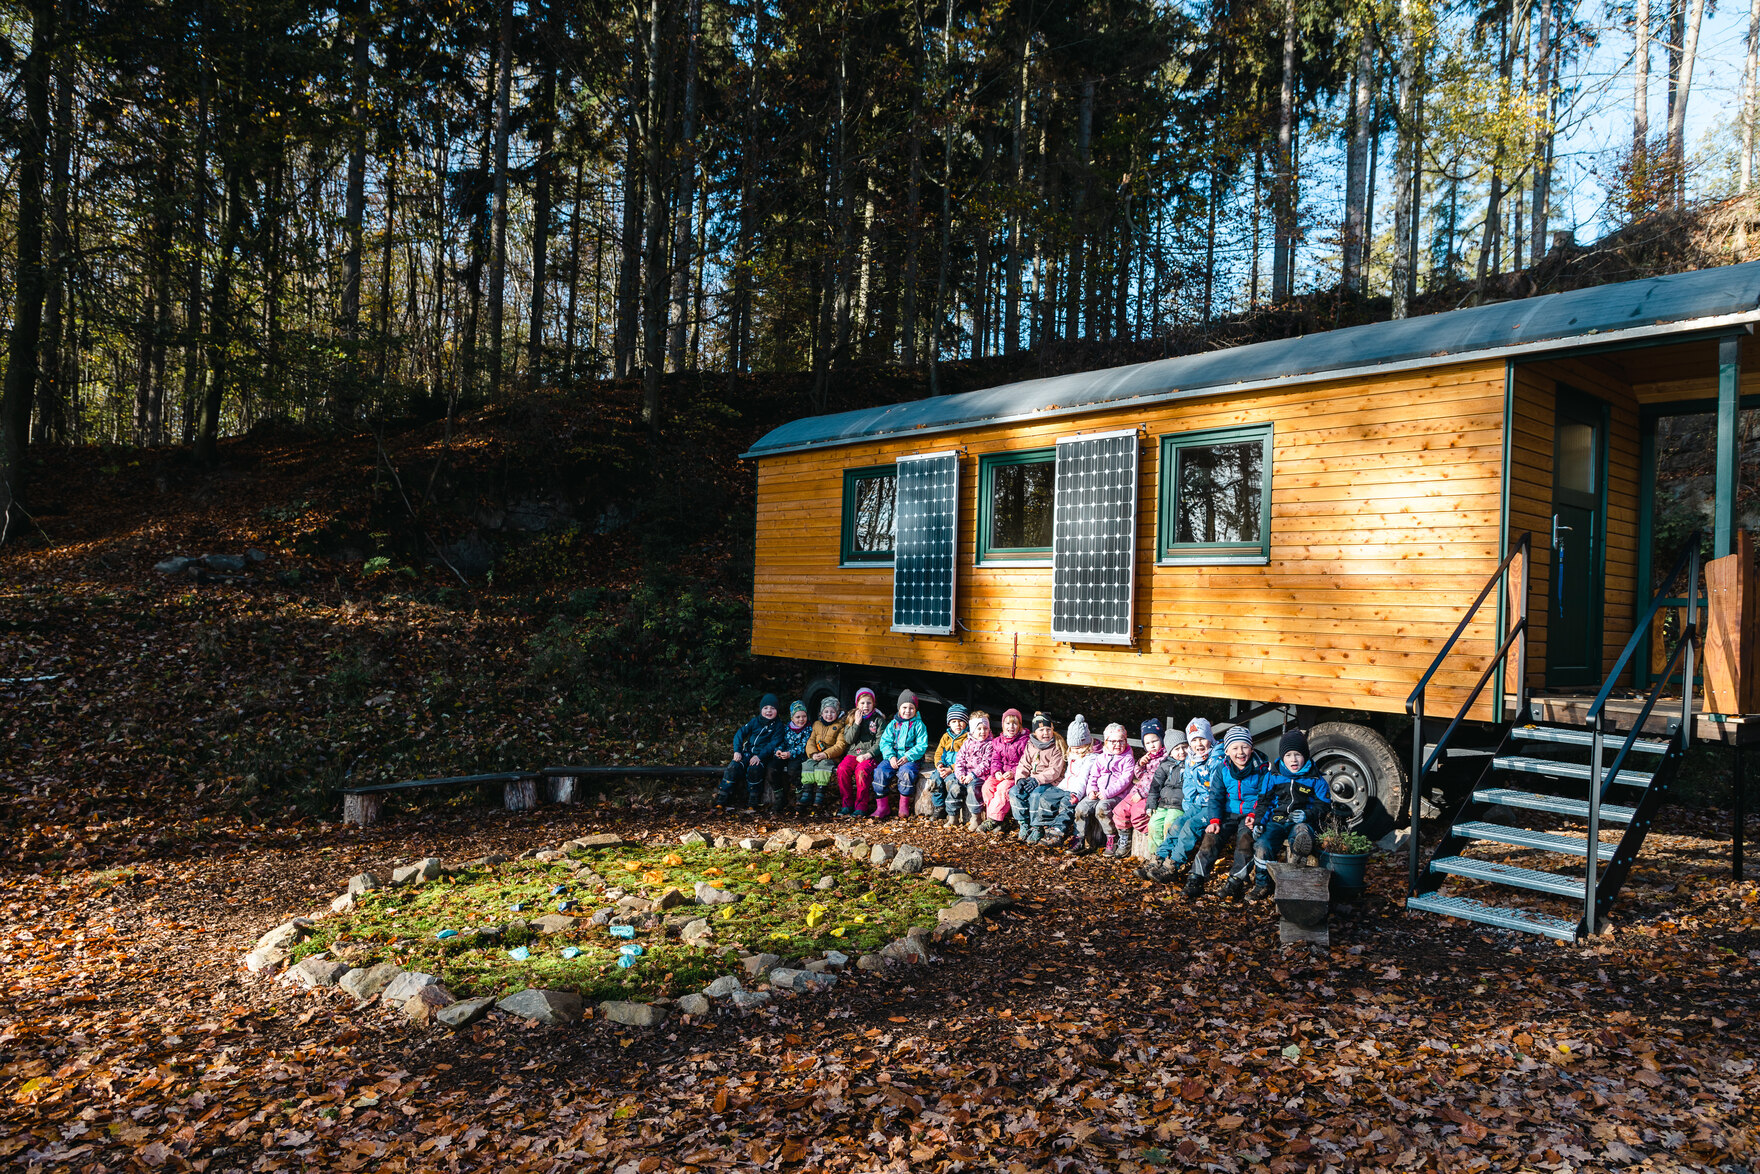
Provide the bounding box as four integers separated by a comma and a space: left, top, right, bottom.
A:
804, 676, 843, 716
1307, 722, 1406, 840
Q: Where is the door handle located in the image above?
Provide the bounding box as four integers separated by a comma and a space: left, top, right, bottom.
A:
1551, 515, 1573, 548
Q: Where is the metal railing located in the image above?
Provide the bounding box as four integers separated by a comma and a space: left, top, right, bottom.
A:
1582, 531, 1702, 935
1406, 533, 1532, 896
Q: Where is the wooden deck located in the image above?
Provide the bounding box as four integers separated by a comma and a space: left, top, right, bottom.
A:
1524, 693, 1760, 746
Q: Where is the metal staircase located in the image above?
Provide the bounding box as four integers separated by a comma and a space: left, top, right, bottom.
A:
1403, 533, 1703, 942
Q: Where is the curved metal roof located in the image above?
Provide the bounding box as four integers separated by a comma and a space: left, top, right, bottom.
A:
743, 261, 1760, 459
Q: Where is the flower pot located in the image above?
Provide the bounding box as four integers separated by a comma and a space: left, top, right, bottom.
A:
1323, 850, 1370, 891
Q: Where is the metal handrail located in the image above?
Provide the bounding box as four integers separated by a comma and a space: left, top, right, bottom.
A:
1406, 532, 1531, 897
1584, 532, 1701, 935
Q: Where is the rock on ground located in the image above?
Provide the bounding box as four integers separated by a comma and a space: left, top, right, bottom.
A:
346, 873, 381, 896
729, 990, 772, 1014
880, 938, 928, 965
737, 837, 764, 851
856, 954, 886, 971
814, 876, 837, 891
842, 840, 870, 860
823, 950, 850, 969
570, 833, 630, 848
254, 918, 314, 953
889, 845, 925, 874
681, 919, 713, 946
599, 1000, 666, 1027
941, 896, 1013, 921
769, 968, 837, 993
404, 985, 456, 1023
869, 843, 898, 866
951, 880, 991, 898
498, 989, 585, 1025
741, 953, 780, 979
532, 914, 579, 933
675, 993, 711, 1016
435, 996, 496, 1029
288, 957, 350, 989
329, 894, 355, 914
655, 887, 693, 910
702, 975, 744, 998
679, 831, 709, 846
694, 882, 741, 905
382, 971, 440, 1004
391, 858, 442, 885
340, 962, 403, 1002
795, 834, 833, 852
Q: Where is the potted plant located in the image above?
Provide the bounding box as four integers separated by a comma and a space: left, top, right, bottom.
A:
1319, 827, 1375, 890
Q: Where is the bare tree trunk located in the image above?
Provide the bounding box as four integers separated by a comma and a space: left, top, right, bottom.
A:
639, 0, 670, 428
338, 0, 370, 423
486, 0, 514, 397
1005, 32, 1029, 354
1271, 0, 1297, 300
1342, 17, 1374, 290
1067, 76, 1094, 341
1744, 0, 1760, 193
1390, 0, 1418, 318
563, 157, 584, 380
667, 0, 701, 371
1667, 0, 1706, 205
929, 0, 954, 395
377, 148, 397, 383
1250, 150, 1262, 307
526, 7, 557, 390
615, 115, 642, 379
180, 38, 210, 444
1531, 0, 1555, 259
461, 46, 498, 401
194, 160, 242, 465
1477, 6, 1514, 287
1, 1, 51, 534
1635, 0, 1650, 153
37, 34, 72, 445
901, 16, 924, 366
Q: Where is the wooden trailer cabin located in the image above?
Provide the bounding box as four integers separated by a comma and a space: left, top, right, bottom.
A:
744, 262, 1760, 941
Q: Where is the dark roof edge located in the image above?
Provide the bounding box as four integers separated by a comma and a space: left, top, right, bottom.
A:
740, 311, 1760, 460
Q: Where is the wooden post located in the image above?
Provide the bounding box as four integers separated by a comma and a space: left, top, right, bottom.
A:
1703, 530, 1754, 715
1268, 861, 1329, 946
504, 778, 539, 812
342, 793, 382, 827
544, 775, 580, 804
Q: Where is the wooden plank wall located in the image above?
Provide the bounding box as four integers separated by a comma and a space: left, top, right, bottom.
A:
753, 360, 1511, 717
1507, 357, 1642, 692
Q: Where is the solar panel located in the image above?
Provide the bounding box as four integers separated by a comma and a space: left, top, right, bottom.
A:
891, 451, 960, 635
1051, 430, 1139, 645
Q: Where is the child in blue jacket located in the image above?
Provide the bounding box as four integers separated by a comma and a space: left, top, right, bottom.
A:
1185, 725, 1273, 902
716, 693, 786, 813
1140, 717, 1225, 882
763, 701, 814, 814
1247, 729, 1333, 900
872, 689, 929, 821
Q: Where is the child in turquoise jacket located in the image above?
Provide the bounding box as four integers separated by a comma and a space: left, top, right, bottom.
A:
872, 689, 929, 821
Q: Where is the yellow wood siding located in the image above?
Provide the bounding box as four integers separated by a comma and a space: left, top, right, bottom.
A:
753, 360, 1516, 718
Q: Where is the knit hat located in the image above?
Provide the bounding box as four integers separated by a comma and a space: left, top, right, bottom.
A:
855, 687, 876, 706
1032, 710, 1054, 731
1186, 717, 1214, 743
946, 703, 969, 724
970, 711, 992, 732
1103, 722, 1129, 742
1067, 714, 1093, 747
820, 695, 841, 717
1002, 708, 1023, 726
790, 700, 808, 719
897, 689, 918, 710
1279, 728, 1310, 760
1165, 726, 1188, 748
760, 693, 779, 712
1141, 718, 1163, 741
1223, 725, 1254, 748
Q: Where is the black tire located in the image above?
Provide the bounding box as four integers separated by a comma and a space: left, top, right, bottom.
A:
1307, 722, 1406, 840
804, 676, 842, 716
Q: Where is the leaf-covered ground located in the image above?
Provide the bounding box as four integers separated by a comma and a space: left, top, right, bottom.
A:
2, 801, 1758, 1172
299, 843, 948, 1003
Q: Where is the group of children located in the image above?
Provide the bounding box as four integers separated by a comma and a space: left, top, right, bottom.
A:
716, 689, 1341, 902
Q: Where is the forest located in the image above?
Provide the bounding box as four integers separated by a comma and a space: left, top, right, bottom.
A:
0, 0, 1754, 532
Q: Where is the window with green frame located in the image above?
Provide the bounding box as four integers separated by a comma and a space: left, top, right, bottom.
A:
978, 449, 1055, 563
840, 465, 896, 564
1158, 424, 1273, 563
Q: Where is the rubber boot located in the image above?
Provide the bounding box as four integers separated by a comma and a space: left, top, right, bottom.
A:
1112, 829, 1133, 858
873, 796, 892, 820
1103, 835, 1116, 855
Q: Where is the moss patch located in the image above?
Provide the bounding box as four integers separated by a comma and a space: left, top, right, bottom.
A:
294, 842, 945, 1002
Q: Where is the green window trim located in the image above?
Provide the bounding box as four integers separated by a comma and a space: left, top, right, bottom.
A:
1157, 424, 1274, 564
977, 448, 1056, 564
840, 464, 896, 565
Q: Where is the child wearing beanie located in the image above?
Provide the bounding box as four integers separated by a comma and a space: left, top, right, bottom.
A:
873, 689, 930, 821
716, 692, 787, 813
1185, 725, 1272, 901
1071, 721, 1136, 855
930, 704, 970, 826
1010, 712, 1068, 844
763, 701, 814, 814
979, 708, 1030, 832
1246, 728, 1333, 900
800, 695, 847, 814
1142, 716, 1227, 882
1029, 714, 1093, 846
1142, 725, 1188, 859
950, 711, 996, 828
836, 688, 886, 816
1107, 719, 1167, 858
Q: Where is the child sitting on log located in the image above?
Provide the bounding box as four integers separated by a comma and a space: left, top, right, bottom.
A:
799, 695, 846, 814
1185, 725, 1273, 902
836, 688, 886, 816
763, 700, 813, 814
872, 689, 929, 821
1109, 719, 1167, 854
949, 710, 994, 829
1009, 712, 1067, 844
716, 692, 786, 814
979, 708, 1030, 833
1142, 725, 1188, 860
928, 703, 969, 826
1139, 717, 1225, 882
1246, 728, 1332, 901
1070, 721, 1136, 856
1032, 715, 1095, 847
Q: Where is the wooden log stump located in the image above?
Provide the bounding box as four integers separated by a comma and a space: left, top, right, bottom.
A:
1130, 826, 1155, 860
342, 793, 383, 828
1268, 861, 1329, 946
914, 783, 938, 818
544, 776, 580, 805
504, 778, 539, 812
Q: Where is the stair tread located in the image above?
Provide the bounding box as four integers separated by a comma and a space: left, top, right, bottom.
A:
1453, 820, 1617, 859
1406, 893, 1582, 940
1511, 725, 1671, 754
1493, 756, 1655, 788
1473, 788, 1637, 823
1428, 855, 1588, 898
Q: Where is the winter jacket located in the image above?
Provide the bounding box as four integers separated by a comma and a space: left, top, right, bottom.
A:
1219, 750, 1274, 818
1014, 739, 1068, 788
1091, 746, 1138, 802
1131, 746, 1168, 798
732, 712, 787, 760
954, 735, 995, 781
1181, 744, 1229, 817
988, 729, 1030, 779
806, 718, 848, 762
878, 714, 930, 764
1252, 759, 1332, 826
933, 729, 968, 772
843, 709, 886, 759
776, 720, 813, 759
1145, 753, 1185, 812
1058, 751, 1098, 798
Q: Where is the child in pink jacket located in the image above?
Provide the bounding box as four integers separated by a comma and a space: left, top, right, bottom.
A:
980, 708, 1030, 831
1070, 722, 1137, 856
950, 711, 995, 830
1109, 719, 1166, 857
